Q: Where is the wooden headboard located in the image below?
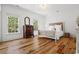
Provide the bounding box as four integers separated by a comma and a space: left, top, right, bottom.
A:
49, 22, 63, 30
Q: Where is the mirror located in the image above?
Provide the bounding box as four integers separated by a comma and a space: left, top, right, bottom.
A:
24, 16, 30, 25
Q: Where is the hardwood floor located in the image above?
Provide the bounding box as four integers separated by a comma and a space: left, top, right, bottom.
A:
0, 37, 76, 54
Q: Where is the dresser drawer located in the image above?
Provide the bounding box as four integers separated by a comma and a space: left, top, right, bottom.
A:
23, 25, 34, 38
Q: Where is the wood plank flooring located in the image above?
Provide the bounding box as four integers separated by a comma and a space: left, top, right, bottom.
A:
0, 37, 76, 54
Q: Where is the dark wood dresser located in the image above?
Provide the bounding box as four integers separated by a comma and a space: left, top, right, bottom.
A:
23, 25, 34, 38
23, 16, 34, 38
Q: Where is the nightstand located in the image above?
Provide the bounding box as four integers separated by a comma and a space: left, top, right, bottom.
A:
64, 33, 70, 38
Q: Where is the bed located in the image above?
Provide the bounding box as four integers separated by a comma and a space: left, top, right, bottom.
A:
38, 22, 64, 41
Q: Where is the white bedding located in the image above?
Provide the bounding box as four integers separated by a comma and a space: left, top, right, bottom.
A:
39, 30, 63, 40
38, 23, 64, 40
55, 30, 64, 40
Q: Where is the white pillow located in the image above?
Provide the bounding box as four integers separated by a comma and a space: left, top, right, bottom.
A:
48, 26, 55, 31
55, 25, 62, 31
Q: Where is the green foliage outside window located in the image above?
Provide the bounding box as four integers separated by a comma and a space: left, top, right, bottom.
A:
33, 20, 38, 30
8, 16, 18, 33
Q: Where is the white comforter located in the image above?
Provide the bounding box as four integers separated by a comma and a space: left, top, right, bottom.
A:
55, 30, 64, 40
39, 30, 63, 40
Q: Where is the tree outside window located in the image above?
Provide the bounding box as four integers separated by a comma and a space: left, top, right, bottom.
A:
8, 16, 18, 33
33, 20, 38, 30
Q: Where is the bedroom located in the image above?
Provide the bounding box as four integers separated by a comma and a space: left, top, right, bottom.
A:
0, 4, 78, 54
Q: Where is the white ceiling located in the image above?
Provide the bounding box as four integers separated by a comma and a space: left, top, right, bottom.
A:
16, 4, 52, 15
15, 4, 79, 16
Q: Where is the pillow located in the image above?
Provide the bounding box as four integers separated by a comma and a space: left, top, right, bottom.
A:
55, 25, 62, 31
48, 26, 55, 31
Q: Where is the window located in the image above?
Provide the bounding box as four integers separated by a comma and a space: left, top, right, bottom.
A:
33, 20, 38, 30
8, 16, 18, 33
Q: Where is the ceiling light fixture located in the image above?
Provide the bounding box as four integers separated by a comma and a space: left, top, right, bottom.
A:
40, 4, 47, 10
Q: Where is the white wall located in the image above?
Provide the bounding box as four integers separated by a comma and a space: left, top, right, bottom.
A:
0, 4, 1, 41
45, 4, 79, 37
1, 4, 46, 41
0, 12, 1, 41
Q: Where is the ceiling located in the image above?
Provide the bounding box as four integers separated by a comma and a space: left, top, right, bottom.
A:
16, 4, 52, 15
15, 4, 79, 16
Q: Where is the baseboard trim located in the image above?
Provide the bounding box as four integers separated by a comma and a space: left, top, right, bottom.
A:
0, 38, 23, 43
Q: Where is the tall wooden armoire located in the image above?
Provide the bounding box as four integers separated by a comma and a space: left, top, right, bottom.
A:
23, 16, 34, 38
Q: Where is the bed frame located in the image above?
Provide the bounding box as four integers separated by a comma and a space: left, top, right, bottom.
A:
38, 22, 64, 40
49, 22, 63, 31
